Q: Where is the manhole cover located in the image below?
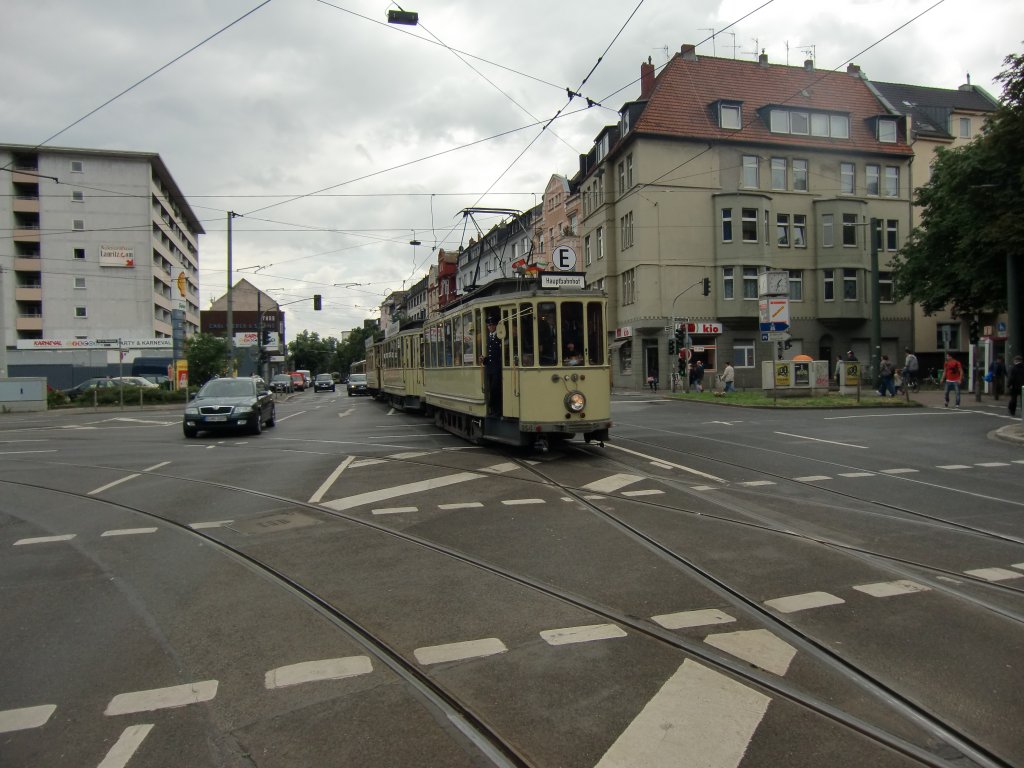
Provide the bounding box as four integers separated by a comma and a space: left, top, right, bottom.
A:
229, 510, 320, 535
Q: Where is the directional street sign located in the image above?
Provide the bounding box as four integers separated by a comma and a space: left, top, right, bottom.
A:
761, 332, 791, 342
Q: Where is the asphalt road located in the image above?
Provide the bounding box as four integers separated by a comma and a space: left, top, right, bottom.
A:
1, 389, 1022, 768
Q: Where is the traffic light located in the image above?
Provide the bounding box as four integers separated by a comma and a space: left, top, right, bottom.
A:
702, 277, 711, 296
262, 329, 272, 346
968, 319, 980, 344
387, 9, 418, 24
668, 339, 676, 355
313, 294, 322, 311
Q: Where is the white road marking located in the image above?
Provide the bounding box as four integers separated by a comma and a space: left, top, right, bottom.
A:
101, 528, 158, 537
937, 464, 971, 470
438, 502, 484, 510
274, 411, 305, 422
481, 462, 518, 474
765, 591, 845, 613
501, 498, 545, 506
880, 468, 918, 474
737, 480, 775, 487
143, 461, 170, 472
839, 472, 874, 478
14, 534, 76, 546
650, 461, 674, 469
605, 443, 725, 483
372, 506, 418, 515
414, 638, 507, 665
0, 704, 56, 733
88, 474, 140, 496
652, 608, 736, 630
387, 451, 432, 459
975, 462, 1010, 467
349, 458, 389, 468
965, 568, 1024, 582
337, 408, 355, 419
320, 471, 482, 512
705, 629, 797, 676
1014, 460, 1024, 465
691, 485, 719, 491
853, 580, 931, 597
583, 494, 605, 500
774, 431, 867, 449
0, 450, 58, 455
540, 624, 627, 646
188, 520, 233, 530
595, 659, 770, 768
1013, 563, 1024, 571
581, 473, 643, 494
621, 489, 665, 497
387, 407, 396, 416
112, 417, 175, 426
794, 475, 831, 482
97, 724, 154, 768
104, 680, 218, 715
265, 656, 373, 689
308, 455, 355, 503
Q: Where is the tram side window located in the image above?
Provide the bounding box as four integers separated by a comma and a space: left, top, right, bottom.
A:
561, 301, 583, 365
538, 301, 558, 365
587, 301, 605, 364
443, 320, 453, 366
502, 309, 512, 367
462, 312, 475, 364
426, 328, 434, 367
519, 303, 535, 366
452, 315, 463, 365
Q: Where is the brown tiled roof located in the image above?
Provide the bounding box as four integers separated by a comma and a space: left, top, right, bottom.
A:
633, 53, 913, 157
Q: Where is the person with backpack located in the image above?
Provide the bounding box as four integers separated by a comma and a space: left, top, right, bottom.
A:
903, 347, 919, 390
877, 355, 896, 397
941, 352, 964, 408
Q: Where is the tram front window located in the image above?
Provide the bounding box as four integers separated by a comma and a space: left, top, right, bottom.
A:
538, 302, 558, 366
561, 302, 584, 365
587, 301, 604, 365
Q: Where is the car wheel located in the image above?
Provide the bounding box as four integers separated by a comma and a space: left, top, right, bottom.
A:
347, 391, 353, 397
251, 414, 263, 435
266, 405, 276, 427
183, 424, 198, 439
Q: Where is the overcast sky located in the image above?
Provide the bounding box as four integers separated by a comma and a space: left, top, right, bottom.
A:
3, 0, 1021, 339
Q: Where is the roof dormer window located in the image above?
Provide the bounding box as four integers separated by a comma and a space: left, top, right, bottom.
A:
768, 106, 849, 139
877, 117, 897, 143
719, 102, 741, 130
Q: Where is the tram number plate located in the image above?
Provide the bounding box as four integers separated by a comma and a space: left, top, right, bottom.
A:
205, 415, 228, 422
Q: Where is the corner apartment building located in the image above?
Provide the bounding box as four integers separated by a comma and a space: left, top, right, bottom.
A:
579, 46, 915, 389
1, 144, 203, 383
871, 80, 1001, 368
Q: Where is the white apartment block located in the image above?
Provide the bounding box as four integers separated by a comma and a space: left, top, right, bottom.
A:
2, 144, 203, 377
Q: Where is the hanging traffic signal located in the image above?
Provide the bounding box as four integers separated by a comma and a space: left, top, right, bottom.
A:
313, 294, 322, 311
702, 277, 711, 296
262, 329, 272, 346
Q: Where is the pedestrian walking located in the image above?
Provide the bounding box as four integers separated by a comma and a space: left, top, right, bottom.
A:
721, 361, 736, 393
646, 372, 658, 391
903, 347, 919, 390
989, 354, 1007, 399
878, 355, 895, 397
941, 352, 964, 408
1007, 355, 1024, 417
835, 355, 844, 388
691, 360, 705, 392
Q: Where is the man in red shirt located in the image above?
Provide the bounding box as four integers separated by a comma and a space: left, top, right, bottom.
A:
942, 352, 964, 408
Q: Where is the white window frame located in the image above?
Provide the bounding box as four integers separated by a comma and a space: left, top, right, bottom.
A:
720, 103, 741, 129
73, 247, 86, 260
584, 234, 592, 266
73, 219, 84, 231
792, 159, 808, 191
790, 111, 809, 135
723, 267, 735, 300
776, 213, 790, 247
742, 155, 759, 189
842, 268, 858, 300
822, 214, 834, 248
878, 271, 894, 303
626, 154, 633, 187
840, 162, 855, 194
830, 114, 850, 138
620, 211, 634, 249
741, 208, 758, 242
733, 340, 755, 368
70, 160, 84, 173
71, 190, 85, 203
884, 166, 899, 197
886, 219, 899, 251
742, 267, 758, 300
721, 208, 733, 242
787, 270, 803, 301
622, 268, 636, 305
74, 277, 86, 289
842, 214, 858, 247
596, 226, 604, 259
958, 116, 971, 139
74, 306, 88, 318
878, 118, 897, 143
792, 214, 807, 248
771, 157, 787, 190
866, 165, 880, 196
823, 269, 835, 301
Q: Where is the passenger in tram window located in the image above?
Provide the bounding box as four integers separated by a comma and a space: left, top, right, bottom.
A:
538, 304, 557, 365
563, 341, 582, 366
484, 315, 502, 416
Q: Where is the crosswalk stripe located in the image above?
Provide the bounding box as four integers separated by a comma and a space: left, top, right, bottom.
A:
582, 473, 644, 494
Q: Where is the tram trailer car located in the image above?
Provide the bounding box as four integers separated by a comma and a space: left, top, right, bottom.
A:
377, 322, 426, 411
419, 279, 611, 450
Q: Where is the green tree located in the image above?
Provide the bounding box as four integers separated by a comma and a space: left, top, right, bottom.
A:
185, 333, 229, 386
288, 330, 334, 374
891, 46, 1024, 327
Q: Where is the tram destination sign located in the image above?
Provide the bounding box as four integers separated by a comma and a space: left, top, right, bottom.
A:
539, 271, 586, 289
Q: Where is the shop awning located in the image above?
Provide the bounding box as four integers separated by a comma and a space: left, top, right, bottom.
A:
608, 338, 630, 351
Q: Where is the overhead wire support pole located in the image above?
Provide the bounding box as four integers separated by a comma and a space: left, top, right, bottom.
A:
226, 211, 242, 376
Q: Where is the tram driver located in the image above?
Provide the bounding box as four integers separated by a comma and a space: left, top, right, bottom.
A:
563, 341, 582, 366
484, 314, 502, 416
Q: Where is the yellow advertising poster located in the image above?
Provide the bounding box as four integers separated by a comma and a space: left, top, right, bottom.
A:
774, 362, 791, 386
174, 359, 189, 390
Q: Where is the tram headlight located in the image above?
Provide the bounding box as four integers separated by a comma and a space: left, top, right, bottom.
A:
564, 391, 586, 413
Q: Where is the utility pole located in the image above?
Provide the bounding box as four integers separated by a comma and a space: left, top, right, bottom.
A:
226, 211, 241, 376
870, 217, 882, 387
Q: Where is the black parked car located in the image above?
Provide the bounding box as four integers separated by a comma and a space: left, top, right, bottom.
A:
183, 377, 275, 438
314, 373, 336, 392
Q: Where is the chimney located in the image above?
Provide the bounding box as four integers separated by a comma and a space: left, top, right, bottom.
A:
804, 58, 813, 72
847, 63, 861, 76
758, 49, 768, 67
681, 43, 697, 61
640, 57, 655, 99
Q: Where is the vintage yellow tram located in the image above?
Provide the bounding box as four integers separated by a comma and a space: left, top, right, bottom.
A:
375, 322, 426, 410
419, 278, 611, 449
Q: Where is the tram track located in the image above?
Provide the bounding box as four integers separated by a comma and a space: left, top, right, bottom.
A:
0, 453, 1016, 768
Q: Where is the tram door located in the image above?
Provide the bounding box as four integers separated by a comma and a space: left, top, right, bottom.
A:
501, 305, 520, 419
